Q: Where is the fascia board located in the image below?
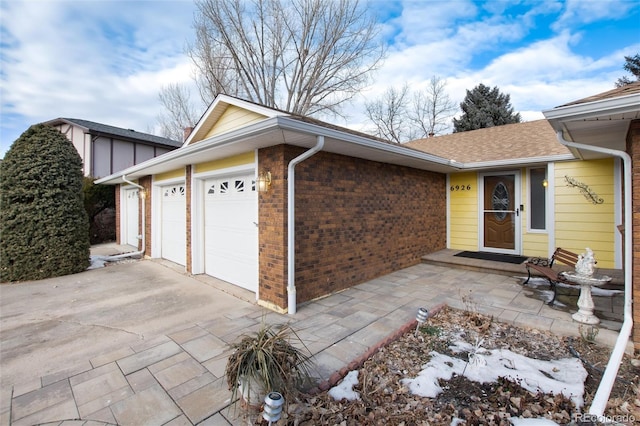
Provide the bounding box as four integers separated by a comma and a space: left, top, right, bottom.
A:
542, 93, 640, 123
454, 153, 576, 170
96, 118, 283, 185
274, 116, 457, 169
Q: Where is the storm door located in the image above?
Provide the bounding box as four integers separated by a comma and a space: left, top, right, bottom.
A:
480, 172, 521, 254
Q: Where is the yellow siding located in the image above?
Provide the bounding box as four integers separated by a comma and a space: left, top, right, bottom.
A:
553, 159, 615, 267
204, 105, 266, 139
448, 172, 478, 250
194, 152, 255, 174
155, 168, 185, 182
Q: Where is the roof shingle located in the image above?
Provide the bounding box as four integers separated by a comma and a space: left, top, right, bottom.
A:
405, 120, 571, 163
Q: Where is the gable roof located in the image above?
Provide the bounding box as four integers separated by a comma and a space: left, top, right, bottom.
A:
45, 118, 181, 148
405, 120, 573, 167
97, 95, 464, 185
558, 81, 640, 107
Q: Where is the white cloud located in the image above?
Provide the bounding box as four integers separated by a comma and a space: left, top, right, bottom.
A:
553, 0, 638, 30
0, 0, 196, 152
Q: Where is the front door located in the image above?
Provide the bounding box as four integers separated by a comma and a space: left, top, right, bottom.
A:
480, 172, 521, 254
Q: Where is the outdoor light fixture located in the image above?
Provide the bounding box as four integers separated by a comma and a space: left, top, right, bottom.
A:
415, 307, 429, 336
138, 189, 147, 199
257, 171, 272, 193
542, 179, 549, 188
263, 392, 284, 424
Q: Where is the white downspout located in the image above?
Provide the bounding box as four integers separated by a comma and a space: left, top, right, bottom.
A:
555, 131, 633, 416
107, 175, 146, 260
287, 135, 325, 315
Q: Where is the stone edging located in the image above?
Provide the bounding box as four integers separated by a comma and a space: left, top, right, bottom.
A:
311, 302, 447, 394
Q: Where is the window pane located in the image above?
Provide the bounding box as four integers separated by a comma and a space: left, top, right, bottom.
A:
530, 168, 546, 230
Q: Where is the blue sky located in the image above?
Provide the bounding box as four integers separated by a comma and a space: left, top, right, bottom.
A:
1, 0, 639, 158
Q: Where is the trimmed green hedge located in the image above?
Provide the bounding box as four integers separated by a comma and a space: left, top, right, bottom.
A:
1, 124, 90, 282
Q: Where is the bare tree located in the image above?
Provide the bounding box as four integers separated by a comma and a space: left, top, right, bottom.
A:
365, 77, 457, 143
188, 0, 384, 116
365, 84, 413, 143
411, 76, 457, 137
157, 83, 200, 142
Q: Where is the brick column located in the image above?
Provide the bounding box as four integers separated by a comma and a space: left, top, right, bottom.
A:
627, 120, 640, 351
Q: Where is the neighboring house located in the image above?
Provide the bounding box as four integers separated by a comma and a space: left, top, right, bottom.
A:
542, 82, 639, 348
45, 118, 181, 178
406, 119, 622, 269
96, 95, 458, 313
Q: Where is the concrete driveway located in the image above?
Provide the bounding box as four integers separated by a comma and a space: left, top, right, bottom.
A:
1, 259, 268, 425
1, 260, 257, 386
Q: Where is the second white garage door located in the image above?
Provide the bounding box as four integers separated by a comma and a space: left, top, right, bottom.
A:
204, 174, 258, 292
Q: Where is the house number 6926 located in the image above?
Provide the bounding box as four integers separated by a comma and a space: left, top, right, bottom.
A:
450, 185, 471, 191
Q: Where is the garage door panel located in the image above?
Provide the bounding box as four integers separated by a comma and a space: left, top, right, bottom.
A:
204, 174, 258, 292
161, 184, 186, 266
124, 188, 139, 247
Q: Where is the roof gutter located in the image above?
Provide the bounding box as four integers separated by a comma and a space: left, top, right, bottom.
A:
287, 135, 324, 315
555, 130, 633, 416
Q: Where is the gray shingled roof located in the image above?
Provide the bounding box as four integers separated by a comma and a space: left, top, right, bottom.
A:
56, 118, 182, 148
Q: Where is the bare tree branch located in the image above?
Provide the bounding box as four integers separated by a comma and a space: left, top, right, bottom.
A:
156, 83, 199, 142
365, 77, 457, 143
188, 0, 384, 116
365, 84, 413, 143
411, 76, 457, 137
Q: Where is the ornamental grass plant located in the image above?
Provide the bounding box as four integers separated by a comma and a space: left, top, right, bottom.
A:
225, 322, 315, 408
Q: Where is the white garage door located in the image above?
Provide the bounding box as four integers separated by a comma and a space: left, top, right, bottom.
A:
161, 184, 186, 266
204, 174, 258, 292
124, 187, 139, 247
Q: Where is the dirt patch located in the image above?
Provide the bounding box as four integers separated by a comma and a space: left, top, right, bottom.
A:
282, 307, 639, 425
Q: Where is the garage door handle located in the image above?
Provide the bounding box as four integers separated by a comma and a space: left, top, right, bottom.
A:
253, 222, 259, 227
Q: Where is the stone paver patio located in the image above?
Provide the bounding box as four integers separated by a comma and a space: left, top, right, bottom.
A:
0, 251, 625, 425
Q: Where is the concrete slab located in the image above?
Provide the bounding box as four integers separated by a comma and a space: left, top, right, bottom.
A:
110, 385, 181, 426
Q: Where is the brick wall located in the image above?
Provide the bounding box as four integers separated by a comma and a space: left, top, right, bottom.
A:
258, 145, 446, 310
258, 146, 289, 308
140, 176, 152, 255
114, 185, 121, 244
627, 120, 640, 350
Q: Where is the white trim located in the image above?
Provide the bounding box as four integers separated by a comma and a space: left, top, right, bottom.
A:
445, 174, 451, 249
547, 162, 556, 257
183, 94, 289, 147
525, 166, 549, 234
478, 170, 522, 255
542, 92, 640, 122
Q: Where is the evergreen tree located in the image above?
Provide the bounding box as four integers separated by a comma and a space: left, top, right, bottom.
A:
0, 124, 90, 281
615, 53, 640, 87
452, 83, 521, 133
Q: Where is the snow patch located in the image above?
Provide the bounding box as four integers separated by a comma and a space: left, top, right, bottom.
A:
88, 255, 108, 270
402, 340, 587, 408
328, 370, 360, 401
